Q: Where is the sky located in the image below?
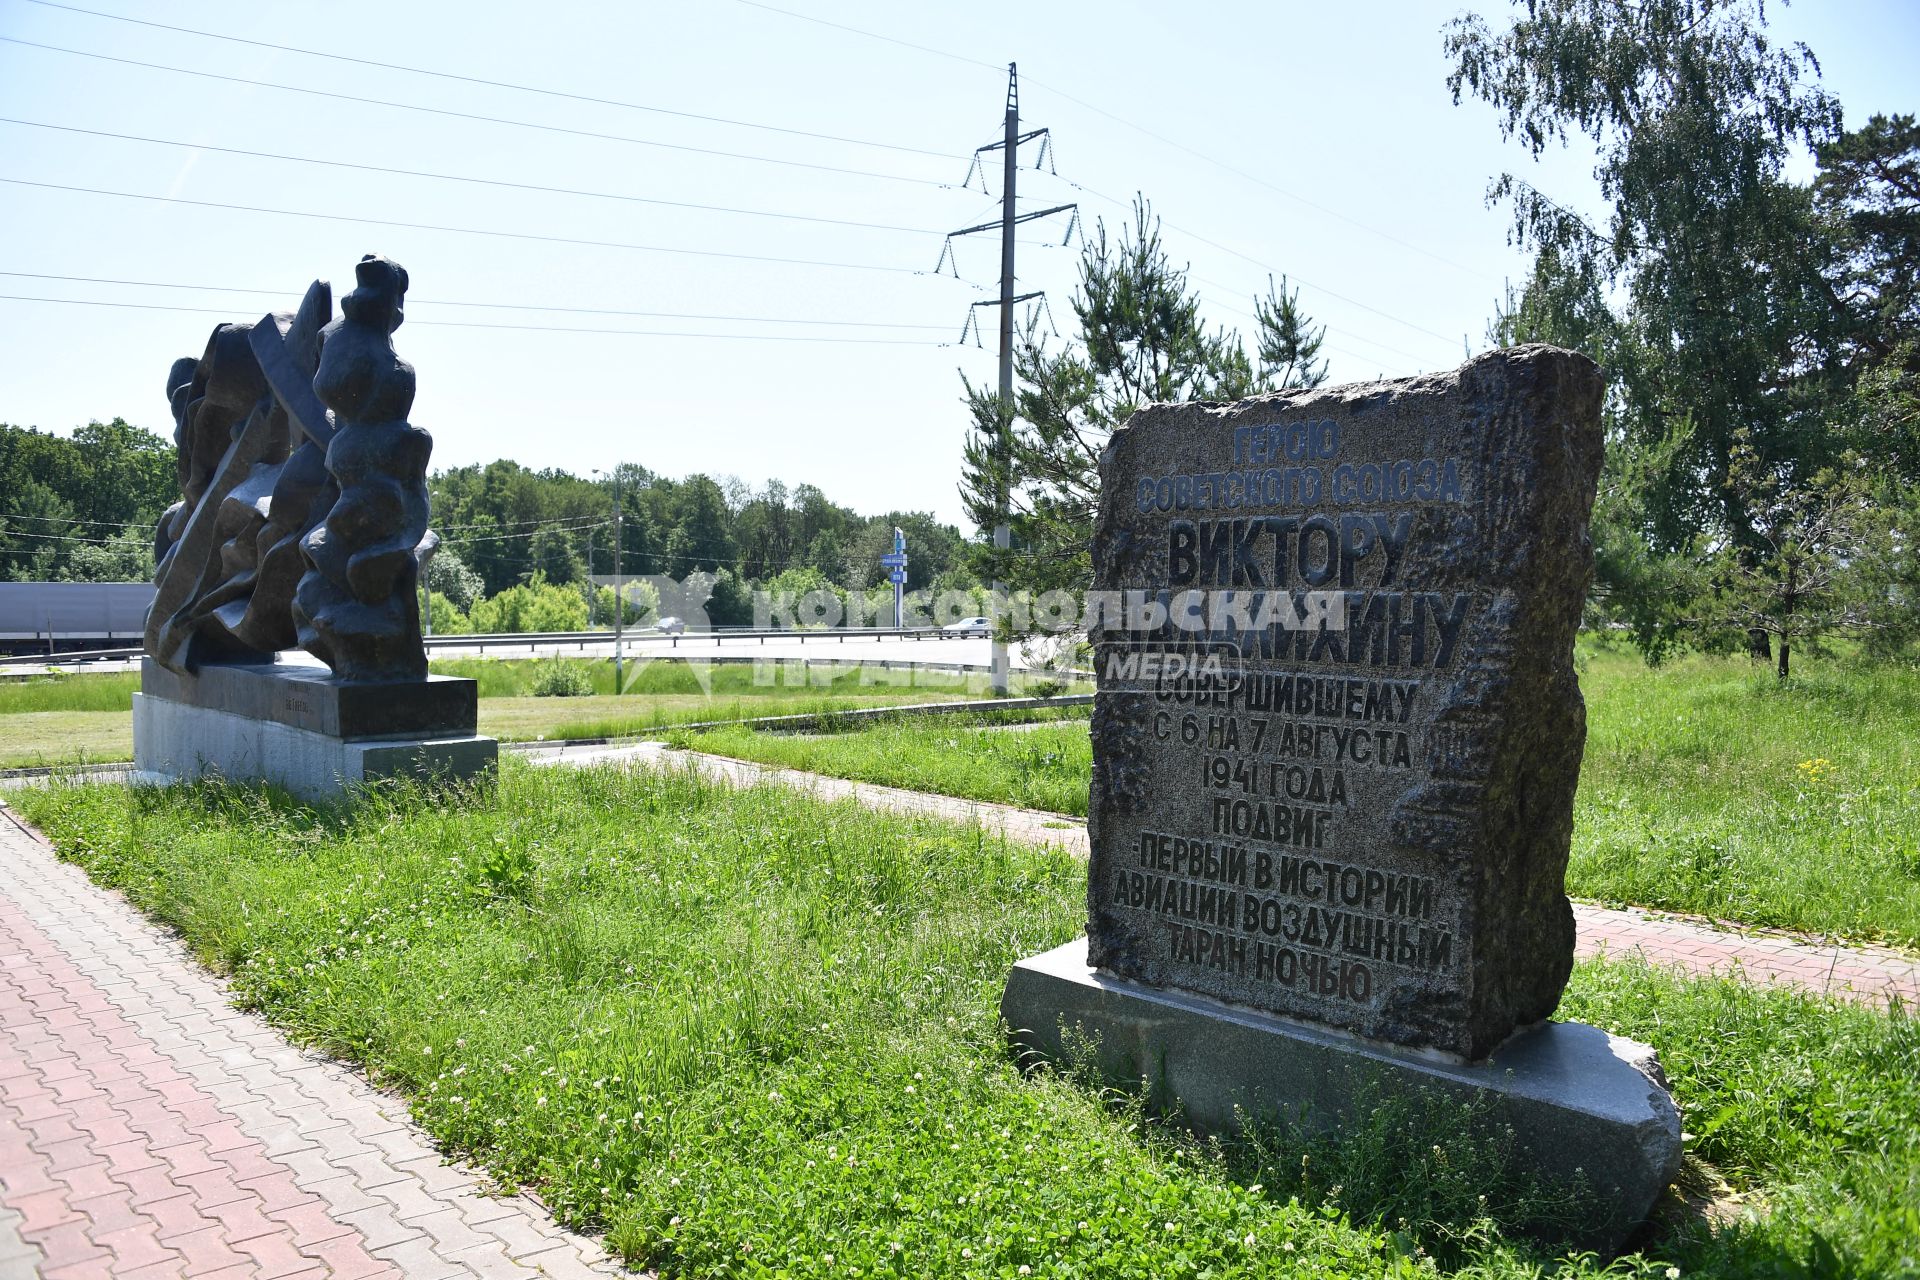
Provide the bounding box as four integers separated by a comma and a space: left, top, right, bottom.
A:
1, 0, 1915, 531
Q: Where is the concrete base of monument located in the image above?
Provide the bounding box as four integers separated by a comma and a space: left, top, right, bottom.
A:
133, 692, 497, 804
1002, 938, 1681, 1255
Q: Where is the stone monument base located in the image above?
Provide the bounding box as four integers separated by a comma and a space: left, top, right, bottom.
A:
133, 656, 496, 803
1002, 938, 1681, 1255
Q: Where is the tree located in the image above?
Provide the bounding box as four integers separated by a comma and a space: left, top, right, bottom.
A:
1445, 0, 1920, 668
59, 523, 153, 582
1707, 439, 1872, 678
425, 548, 485, 614
528, 526, 582, 586
468, 574, 590, 633
960, 196, 1299, 597
1815, 114, 1920, 482
1, 420, 174, 580
1253, 275, 1329, 391
663, 474, 735, 575
426, 592, 470, 634
1447, 0, 1845, 547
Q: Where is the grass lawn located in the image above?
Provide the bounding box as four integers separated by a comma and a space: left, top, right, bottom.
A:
0, 659, 1083, 767
678, 712, 1094, 816
14, 765, 1920, 1279
681, 644, 1920, 949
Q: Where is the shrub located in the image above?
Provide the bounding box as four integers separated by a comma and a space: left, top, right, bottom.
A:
530, 659, 594, 698
469, 573, 590, 634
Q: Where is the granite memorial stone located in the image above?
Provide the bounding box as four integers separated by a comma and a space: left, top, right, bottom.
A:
1002, 345, 1681, 1251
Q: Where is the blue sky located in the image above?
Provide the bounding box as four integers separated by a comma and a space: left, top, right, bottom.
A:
1, 0, 1913, 528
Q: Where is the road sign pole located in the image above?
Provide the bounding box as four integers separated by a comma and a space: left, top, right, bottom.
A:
892, 527, 906, 629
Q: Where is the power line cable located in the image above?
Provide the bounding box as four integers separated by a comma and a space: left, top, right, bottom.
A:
0, 294, 954, 345
0, 118, 952, 237
0, 513, 158, 530
0, 178, 932, 276
17, 0, 964, 161
0, 271, 954, 331
0, 37, 952, 188
0, 526, 145, 545
727, 0, 1487, 278
729, 0, 1005, 74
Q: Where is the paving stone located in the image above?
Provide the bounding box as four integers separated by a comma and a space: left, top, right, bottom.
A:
0, 813, 620, 1276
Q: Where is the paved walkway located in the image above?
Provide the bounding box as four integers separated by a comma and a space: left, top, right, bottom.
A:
0, 805, 624, 1280
528, 741, 1920, 1009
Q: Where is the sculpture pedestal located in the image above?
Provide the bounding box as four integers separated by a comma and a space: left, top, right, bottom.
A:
133, 656, 495, 803
1003, 938, 1681, 1255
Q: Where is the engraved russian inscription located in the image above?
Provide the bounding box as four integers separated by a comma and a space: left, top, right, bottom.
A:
1085, 345, 1605, 1060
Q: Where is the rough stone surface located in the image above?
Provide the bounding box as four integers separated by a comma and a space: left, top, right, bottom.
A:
1085, 345, 1605, 1060
292, 255, 437, 684
140, 655, 477, 741
1005, 938, 1682, 1256
133, 693, 495, 802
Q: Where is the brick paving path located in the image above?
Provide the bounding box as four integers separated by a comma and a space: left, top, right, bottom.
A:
0, 804, 625, 1280
529, 741, 1920, 1009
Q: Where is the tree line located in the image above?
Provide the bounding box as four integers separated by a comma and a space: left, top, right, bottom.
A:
0, 423, 979, 628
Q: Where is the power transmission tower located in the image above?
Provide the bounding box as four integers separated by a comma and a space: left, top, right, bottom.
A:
941, 63, 1076, 694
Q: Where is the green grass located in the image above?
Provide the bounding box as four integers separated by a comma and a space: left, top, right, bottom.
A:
681, 644, 1920, 948
679, 711, 1093, 815
0, 670, 141, 713
0, 659, 1083, 766
1568, 644, 1920, 947
13, 767, 1920, 1278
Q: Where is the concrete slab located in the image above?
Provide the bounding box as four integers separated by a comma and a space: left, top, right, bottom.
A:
133, 693, 495, 804
1003, 937, 1681, 1254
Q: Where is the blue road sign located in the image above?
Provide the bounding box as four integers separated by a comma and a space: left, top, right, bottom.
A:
888, 569, 907, 584
880, 554, 907, 568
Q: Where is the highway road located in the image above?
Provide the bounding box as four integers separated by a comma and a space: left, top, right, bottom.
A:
2, 630, 1081, 677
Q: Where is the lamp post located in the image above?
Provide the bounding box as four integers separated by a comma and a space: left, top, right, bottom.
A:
613, 467, 623, 691
595, 467, 624, 691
